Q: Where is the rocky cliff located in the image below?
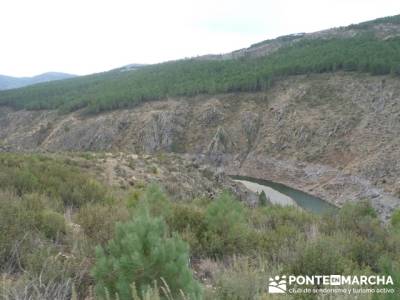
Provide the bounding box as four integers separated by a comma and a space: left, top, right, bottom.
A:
1, 72, 400, 220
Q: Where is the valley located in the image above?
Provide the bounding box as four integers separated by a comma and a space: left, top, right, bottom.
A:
1, 73, 399, 220
1, 13, 400, 300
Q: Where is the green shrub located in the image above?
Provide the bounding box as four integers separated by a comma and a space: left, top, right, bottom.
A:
21, 244, 66, 281
288, 235, 348, 276
0, 193, 65, 271
126, 188, 144, 208
391, 209, 400, 228
75, 203, 130, 245
211, 257, 269, 300
58, 178, 107, 207
39, 209, 66, 240
91, 211, 202, 300
246, 206, 316, 261
203, 193, 249, 256
249, 223, 303, 264
250, 205, 314, 231
321, 201, 387, 271
374, 258, 400, 300
334, 200, 377, 233
0, 153, 108, 207
347, 234, 384, 271
167, 204, 208, 256
0, 192, 41, 269
1, 263, 74, 300
12, 169, 39, 196
137, 184, 172, 219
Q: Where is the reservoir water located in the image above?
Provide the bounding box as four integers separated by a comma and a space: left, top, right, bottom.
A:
231, 175, 337, 214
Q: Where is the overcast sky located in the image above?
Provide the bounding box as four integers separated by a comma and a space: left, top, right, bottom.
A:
0, 0, 399, 77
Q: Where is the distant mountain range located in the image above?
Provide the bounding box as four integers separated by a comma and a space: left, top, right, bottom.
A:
0, 72, 77, 90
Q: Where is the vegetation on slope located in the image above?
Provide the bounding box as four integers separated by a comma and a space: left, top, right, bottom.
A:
1, 32, 400, 114
1, 153, 400, 299
248, 14, 400, 49
348, 14, 400, 29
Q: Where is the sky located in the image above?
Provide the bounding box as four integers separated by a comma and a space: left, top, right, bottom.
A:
0, 0, 399, 77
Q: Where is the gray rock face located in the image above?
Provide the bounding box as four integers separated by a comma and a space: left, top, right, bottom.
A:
139, 111, 178, 153
206, 127, 236, 167
134, 101, 189, 153
44, 116, 120, 151
207, 127, 235, 155
240, 111, 260, 147
198, 100, 225, 125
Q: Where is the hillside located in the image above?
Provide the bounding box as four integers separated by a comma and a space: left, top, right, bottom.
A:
2, 14, 400, 299
0, 15, 400, 113
0, 15, 400, 220
1, 72, 400, 220
2, 151, 399, 299
0, 72, 76, 90
200, 14, 400, 60
0, 15, 399, 219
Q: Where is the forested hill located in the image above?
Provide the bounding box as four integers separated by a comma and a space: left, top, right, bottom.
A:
1, 15, 400, 114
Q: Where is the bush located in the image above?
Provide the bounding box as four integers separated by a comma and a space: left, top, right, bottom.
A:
12, 169, 39, 196
137, 184, 172, 219
91, 211, 202, 300
288, 235, 349, 276
58, 178, 107, 207
0, 153, 108, 207
126, 188, 144, 208
167, 204, 208, 256
1, 268, 73, 300
321, 201, 387, 271
374, 258, 400, 300
391, 209, 400, 228
21, 244, 66, 282
75, 203, 130, 245
0, 192, 41, 269
39, 209, 66, 240
249, 223, 303, 264
203, 193, 249, 256
334, 200, 377, 234
250, 205, 314, 231
211, 257, 269, 300
347, 234, 384, 271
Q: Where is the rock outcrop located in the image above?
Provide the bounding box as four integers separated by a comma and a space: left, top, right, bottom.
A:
139, 111, 179, 153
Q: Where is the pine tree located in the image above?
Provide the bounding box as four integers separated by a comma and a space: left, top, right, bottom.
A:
91, 211, 202, 300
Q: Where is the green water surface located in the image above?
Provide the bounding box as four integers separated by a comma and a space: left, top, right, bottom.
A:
231, 175, 338, 214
